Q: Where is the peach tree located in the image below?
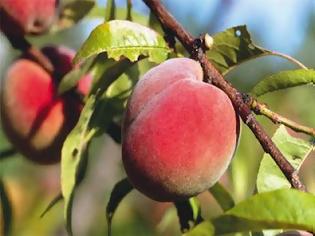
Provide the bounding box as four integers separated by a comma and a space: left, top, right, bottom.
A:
0, 0, 315, 235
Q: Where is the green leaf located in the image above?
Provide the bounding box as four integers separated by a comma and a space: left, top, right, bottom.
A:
0, 179, 12, 236
40, 193, 63, 218
105, 0, 116, 22
251, 69, 315, 97
90, 55, 135, 95
256, 125, 314, 193
86, 55, 137, 136
74, 20, 170, 64
61, 94, 97, 235
53, 0, 95, 31
209, 182, 235, 211
183, 221, 215, 236
58, 58, 94, 95
207, 25, 268, 75
106, 178, 133, 236
212, 189, 315, 234
58, 69, 84, 95
174, 198, 203, 233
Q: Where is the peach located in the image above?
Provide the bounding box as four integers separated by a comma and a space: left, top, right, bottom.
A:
0, 0, 58, 36
0, 46, 91, 164
122, 58, 239, 202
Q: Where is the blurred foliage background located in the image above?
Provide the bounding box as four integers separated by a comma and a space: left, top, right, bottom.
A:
0, 0, 314, 235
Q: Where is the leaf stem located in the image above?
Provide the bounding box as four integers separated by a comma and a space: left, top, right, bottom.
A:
250, 98, 315, 137
265, 48, 308, 70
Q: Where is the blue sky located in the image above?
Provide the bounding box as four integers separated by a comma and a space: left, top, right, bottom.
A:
98, 0, 314, 54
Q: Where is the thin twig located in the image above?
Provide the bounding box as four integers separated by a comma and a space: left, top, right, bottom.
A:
250, 98, 315, 137
3, 32, 53, 73
142, 0, 306, 191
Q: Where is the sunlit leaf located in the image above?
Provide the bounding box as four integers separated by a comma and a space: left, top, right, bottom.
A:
106, 178, 133, 236
61, 94, 97, 235
58, 58, 94, 95
88, 55, 134, 95
183, 221, 215, 236
0, 179, 12, 236
104, 72, 132, 99
186, 189, 315, 235
209, 182, 235, 211
256, 125, 314, 193
251, 69, 315, 97
74, 20, 170, 64
213, 189, 315, 234
40, 193, 63, 218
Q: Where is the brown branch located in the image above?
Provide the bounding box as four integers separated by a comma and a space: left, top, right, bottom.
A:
143, 0, 306, 191
250, 98, 315, 137
3, 33, 54, 73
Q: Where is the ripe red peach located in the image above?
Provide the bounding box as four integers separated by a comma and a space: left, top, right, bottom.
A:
0, 46, 91, 164
122, 58, 240, 202
0, 0, 58, 36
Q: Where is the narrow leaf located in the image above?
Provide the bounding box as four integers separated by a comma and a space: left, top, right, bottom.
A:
58, 69, 85, 95
58, 58, 94, 95
212, 189, 315, 234
207, 25, 268, 75
0, 179, 12, 236
183, 221, 215, 236
257, 125, 314, 193
106, 178, 133, 236
251, 69, 315, 97
90, 56, 134, 95
74, 20, 170, 64
209, 182, 235, 211
54, 0, 95, 31
61, 94, 97, 235
174, 198, 203, 233
40, 193, 63, 218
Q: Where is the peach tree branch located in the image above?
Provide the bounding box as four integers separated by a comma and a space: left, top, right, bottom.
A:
3, 32, 53, 73
142, 0, 306, 191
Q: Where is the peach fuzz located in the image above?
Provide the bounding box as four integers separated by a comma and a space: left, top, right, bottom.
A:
122, 58, 240, 202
